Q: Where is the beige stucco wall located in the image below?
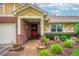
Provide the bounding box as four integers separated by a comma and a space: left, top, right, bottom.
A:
44, 20, 49, 32
0, 3, 24, 15
0, 7, 3, 14
17, 7, 43, 16
5, 3, 14, 15
15, 4, 23, 10
0, 3, 43, 16
63, 23, 74, 32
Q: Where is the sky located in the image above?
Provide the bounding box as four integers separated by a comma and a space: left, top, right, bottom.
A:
34, 3, 79, 16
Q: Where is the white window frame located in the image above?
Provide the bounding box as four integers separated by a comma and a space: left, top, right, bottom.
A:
51, 24, 63, 32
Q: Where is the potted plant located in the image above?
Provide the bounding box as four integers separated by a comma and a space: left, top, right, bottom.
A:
37, 35, 49, 52
10, 42, 24, 51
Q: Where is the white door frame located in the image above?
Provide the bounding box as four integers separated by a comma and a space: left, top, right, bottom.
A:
17, 16, 44, 36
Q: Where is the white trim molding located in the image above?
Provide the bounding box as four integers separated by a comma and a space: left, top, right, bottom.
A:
0, 15, 15, 17
13, 4, 47, 15
19, 16, 42, 18
13, 3, 16, 15
17, 16, 44, 36
40, 16, 44, 35
17, 17, 21, 35
3, 3, 5, 15
49, 24, 51, 32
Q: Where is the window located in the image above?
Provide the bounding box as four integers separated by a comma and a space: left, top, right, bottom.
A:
51, 24, 63, 32
0, 3, 3, 7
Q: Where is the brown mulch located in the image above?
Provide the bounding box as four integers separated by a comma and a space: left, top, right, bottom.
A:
40, 40, 79, 56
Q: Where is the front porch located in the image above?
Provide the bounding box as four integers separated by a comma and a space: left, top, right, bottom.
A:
22, 18, 41, 39
17, 16, 44, 44
14, 4, 47, 45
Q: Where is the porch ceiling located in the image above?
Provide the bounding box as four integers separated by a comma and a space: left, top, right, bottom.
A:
25, 18, 40, 22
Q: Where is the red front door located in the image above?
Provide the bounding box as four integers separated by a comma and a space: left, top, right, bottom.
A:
31, 23, 38, 38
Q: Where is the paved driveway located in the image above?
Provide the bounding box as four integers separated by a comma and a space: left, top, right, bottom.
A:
0, 44, 11, 56
4, 39, 40, 56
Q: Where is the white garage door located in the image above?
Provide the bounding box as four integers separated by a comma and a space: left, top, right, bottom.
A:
0, 23, 16, 44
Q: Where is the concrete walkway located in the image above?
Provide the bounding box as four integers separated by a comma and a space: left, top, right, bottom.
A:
4, 39, 40, 56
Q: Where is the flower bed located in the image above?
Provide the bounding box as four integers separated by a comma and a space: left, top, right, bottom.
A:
38, 36, 79, 56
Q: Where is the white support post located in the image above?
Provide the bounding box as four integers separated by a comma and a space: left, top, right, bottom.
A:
40, 16, 44, 36
17, 17, 21, 35
3, 3, 5, 15
56, 25, 57, 32
49, 24, 51, 32
63, 24, 64, 32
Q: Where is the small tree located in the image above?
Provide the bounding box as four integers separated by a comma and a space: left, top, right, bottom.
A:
74, 23, 79, 38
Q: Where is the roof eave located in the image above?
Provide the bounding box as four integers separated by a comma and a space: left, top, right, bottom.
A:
12, 4, 47, 16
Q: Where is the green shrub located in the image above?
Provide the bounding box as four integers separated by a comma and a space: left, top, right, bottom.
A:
71, 48, 79, 56
69, 39, 76, 45
74, 23, 79, 35
38, 49, 50, 56
60, 35, 68, 41
63, 40, 73, 48
43, 36, 48, 45
50, 44, 63, 54
45, 33, 68, 40
45, 34, 53, 40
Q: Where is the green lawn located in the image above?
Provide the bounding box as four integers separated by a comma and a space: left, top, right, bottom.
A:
71, 48, 79, 56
